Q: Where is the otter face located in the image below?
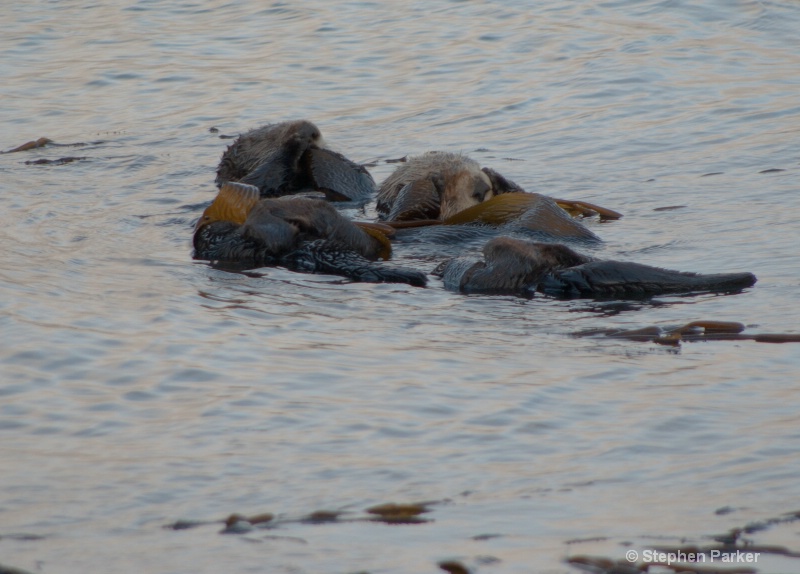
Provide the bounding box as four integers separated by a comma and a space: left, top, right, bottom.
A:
283, 120, 324, 153
438, 169, 494, 220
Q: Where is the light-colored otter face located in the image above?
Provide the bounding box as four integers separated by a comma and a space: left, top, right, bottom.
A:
439, 169, 494, 220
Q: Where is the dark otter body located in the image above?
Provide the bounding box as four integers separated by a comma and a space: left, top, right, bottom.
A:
216, 120, 375, 203
194, 183, 425, 286
435, 237, 756, 299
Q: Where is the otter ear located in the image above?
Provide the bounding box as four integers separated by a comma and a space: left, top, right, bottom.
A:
481, 167, 525, 195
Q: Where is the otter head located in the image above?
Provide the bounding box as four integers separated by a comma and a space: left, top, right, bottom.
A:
436, 168, 494, 220
277, 120, 325, 158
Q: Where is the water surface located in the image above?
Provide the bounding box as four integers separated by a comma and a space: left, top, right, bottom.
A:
2, 1, 800, 573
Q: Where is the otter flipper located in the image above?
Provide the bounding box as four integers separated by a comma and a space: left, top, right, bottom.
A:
285, 240, 427, 286
385, 179, 441, 222
481, 167, 525, 195
354, 224, 393, 261
538, 260, 757, 299
514, 195, 600, 241
239, 150, 299, 197
305, 147, 376, 203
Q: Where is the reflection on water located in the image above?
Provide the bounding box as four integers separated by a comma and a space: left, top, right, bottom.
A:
2, 1, 800, 573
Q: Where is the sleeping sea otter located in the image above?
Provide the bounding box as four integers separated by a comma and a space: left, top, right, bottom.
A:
194, 182, 426, 286
377, 152, 613, 241
435, 237, 756, 298
216, 120, 375, 203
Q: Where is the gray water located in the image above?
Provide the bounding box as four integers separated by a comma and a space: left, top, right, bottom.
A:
2, 1, 800, 573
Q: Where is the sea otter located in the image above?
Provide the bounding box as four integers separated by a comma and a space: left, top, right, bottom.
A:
376, 152, 615, 242
194, 182, 426, 286
435, 237, 756, 298
215, 120, 376, 203
377, 152, 496, 221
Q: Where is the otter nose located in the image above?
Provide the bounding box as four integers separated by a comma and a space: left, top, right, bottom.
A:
472, 177, 491, 202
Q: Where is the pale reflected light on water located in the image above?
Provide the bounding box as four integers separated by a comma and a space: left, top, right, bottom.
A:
2, 1, 800, 573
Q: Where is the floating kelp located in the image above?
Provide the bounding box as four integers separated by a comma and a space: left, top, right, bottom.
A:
437, 560, 471, 574
437, 555, 500, 573
165, 500, 443, 536
2, 137, 52, 153
576, 320, 800, 346
2, 138, 102, 154
164, 519, 213, 531
0, 533, 47, 541
24, 156, 88, 165
366, 502, 435, 524
220, 512, 275, 534
441, 193, 603, 241
300, 510, 345, 524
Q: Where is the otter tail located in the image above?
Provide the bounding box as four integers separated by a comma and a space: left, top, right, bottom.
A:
285, 240, 427, 287
537, 260, 757, 299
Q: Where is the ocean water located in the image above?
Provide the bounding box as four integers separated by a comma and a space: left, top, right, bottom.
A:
2, 1, 800, 573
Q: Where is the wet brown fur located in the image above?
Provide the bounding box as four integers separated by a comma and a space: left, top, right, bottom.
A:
216, 120, 323, 187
